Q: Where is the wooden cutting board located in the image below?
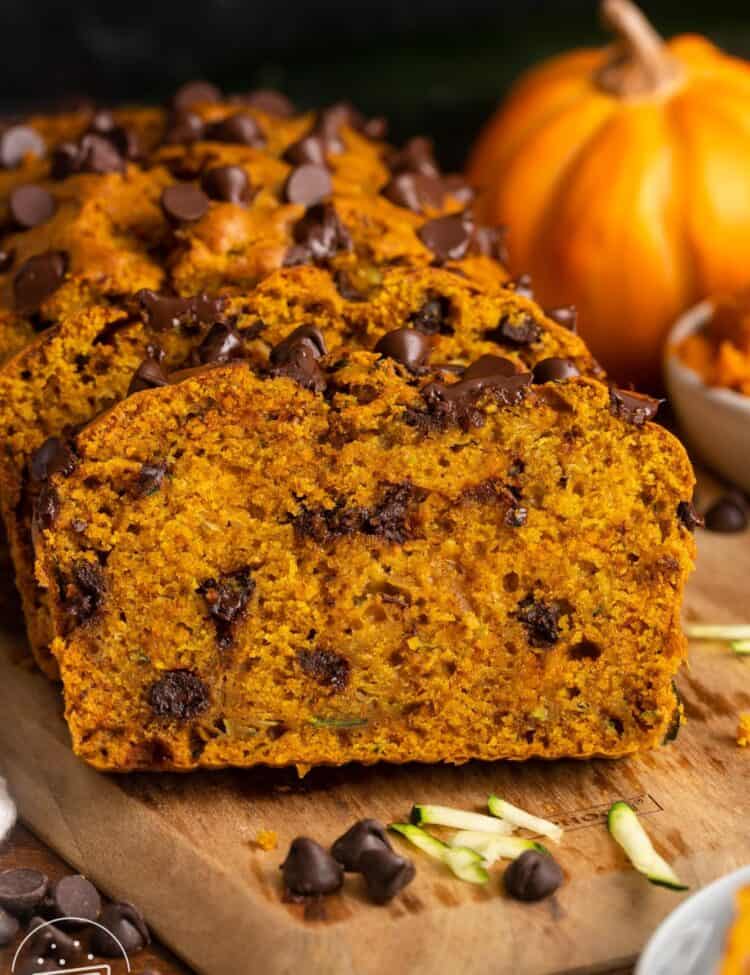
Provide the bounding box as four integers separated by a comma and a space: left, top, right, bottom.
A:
1, 524, 748, 975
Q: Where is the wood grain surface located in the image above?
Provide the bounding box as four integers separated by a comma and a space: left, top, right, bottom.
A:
0, 522, 748, 975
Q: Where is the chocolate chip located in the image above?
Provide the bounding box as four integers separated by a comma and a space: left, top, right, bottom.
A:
197, 567, 254, 648
9, 185, 56, 229
374, 328, 431, 371
704, 495, 748, 533
293, 481, 424, 545
283, 134, 328, 167
201, 165, 251, 204
161, 183, 210, 223
49, 875, 101, 923
546, 305, 577, 332
505, 273, 534, 299
331, 819, 392, 871
532, 358, 580, 383
418, 212, 473, 262
34, 484, 60, 531
148, 670, 210, 719
0, 907, 19, 946
0, 248, 14, 272
90, 901, 150, 956
442, 173, 475, 205
388, 136, 439, 177
677, 500, 703, 532
128, 351, 169, 395
463, 354, 517, 380
270, 342, 326, 392
14, 251, 67, 312
135, 290, 227, 333
382, 172, 444, 213
485, 312, 541, 347
137, 461, 168, 497
360, 847, 416, 904
297, 649, 350, 691
52, 133, 125, 178
205, 112, 264, 147
0, 124, 45, 169
60, 559, 105, 630
409, 294, 453, 335
0, 868, 48, 916
272, 324, 327, 360
237, 89, 295, 117
517, 595, 561, 647
163, 109, 205, 145
288, 202, 351, 264
609, 387, 662, 426
196, 322, 244, 364
284, 163, 332, 207
30, 437, 77, 483
25, 916, 81, 961
281, 838, 344, 896
415, 364, 531, 433
503, 850, 563, 901
315, 102, 360, 149
171, 80, 221, 112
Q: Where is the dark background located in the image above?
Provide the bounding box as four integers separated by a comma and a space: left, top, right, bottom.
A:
3, 0, 750, 168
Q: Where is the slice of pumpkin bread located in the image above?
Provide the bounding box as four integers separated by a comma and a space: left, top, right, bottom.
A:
1, 264, 595, 675
35, 337, 696, 771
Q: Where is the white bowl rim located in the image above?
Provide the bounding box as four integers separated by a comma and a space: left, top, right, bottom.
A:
665, 300, 750, 416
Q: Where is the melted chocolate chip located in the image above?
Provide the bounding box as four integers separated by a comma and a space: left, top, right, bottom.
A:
201, 165, 252, 205
463, 354, 517, 380
677, 500, 703, 532
161, 182, 210, 223
360, 848, 416, 904
546, 305, 577, 332
34, 484, 60, 531
171, 80, 221, 112
9, 185, 56, 229
30, 437, 77, 483
0, 868, 48, 915
485, 313, 541, 347
90, 901, 150, 956
297, 648, 350, 691
382, 172, 444, 213
197, 568, 254, 648
418, 212, 473, 262
609, 387, 662, 426
503, 850, 563, 902
0, 125, 45, 169
532, 358, 580, 383
287, 202, 351, 265
284, 163, 332, 207
517, 595, 561, 647
293, 481, 425, 545
205, 111, 265, 147
128, 350, 169, 395
374, 328, 431, 371
281, 838, 344, 896
14, 251, 67, 312
410, 365, 531, 433
135, 290, 227, 333
409, 294, 453, 335
331, 819, 392, 872
196, 322, 245, 364
51, 133, 125, 178
704, 495, 748, 533
60, 559, 104, 631
137, 461, 168, 497
148, 670, 210, 719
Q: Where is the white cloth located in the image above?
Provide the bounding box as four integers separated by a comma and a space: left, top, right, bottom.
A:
0, 776, 17, 842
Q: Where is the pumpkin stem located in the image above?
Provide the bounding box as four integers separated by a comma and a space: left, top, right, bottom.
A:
596, 0, 683, 97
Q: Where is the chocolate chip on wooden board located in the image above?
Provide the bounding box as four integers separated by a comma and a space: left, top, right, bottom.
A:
359, 847, 416, 904
704, 494, 748, 533
49, 874, 101, 923
26, 914, 82, 961
0, 906, 19, 945
331, 819, 392, 872
0, 867, 48, 915
90, 900, 150, 956
281, 837, 344, 896
503, 850, 563, 902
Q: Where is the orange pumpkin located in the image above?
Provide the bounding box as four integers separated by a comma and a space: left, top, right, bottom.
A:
467, 0, 750, 387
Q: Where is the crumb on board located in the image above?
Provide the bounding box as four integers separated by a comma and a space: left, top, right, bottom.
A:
254, 828, 278, 851
737, 712, 750, 747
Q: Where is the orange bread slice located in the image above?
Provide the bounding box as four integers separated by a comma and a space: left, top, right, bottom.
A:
35, 341, 696, 771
